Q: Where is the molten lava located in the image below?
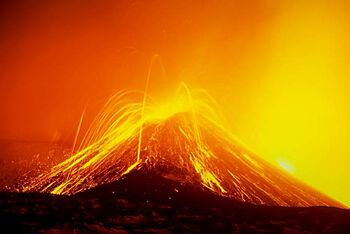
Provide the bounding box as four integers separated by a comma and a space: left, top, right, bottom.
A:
23, 83, 342, 207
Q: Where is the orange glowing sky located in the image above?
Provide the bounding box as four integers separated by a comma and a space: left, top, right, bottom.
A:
0, 0, 349, 206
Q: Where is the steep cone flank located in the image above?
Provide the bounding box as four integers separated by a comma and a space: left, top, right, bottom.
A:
23, 84, 343, 207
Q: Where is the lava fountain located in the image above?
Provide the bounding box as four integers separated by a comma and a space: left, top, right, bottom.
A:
23, 83, 343, 207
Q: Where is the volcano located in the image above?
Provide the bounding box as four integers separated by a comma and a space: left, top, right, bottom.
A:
23, 84, 343, 208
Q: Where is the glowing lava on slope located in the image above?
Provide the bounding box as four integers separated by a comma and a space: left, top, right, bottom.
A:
23, 83, 343, 207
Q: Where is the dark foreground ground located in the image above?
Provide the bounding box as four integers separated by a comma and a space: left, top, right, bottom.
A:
0, 170, 350, 234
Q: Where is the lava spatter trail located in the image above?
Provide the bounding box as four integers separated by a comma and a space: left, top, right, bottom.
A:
22, 83, 343, 207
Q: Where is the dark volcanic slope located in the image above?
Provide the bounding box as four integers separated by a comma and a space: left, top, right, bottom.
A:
0, 140, 67, 190
1, 170, 350, 234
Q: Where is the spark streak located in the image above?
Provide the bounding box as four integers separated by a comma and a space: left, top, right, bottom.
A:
22, 83, 343, 207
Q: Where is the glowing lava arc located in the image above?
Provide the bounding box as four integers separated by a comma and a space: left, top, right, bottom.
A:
23, 83, 343, 207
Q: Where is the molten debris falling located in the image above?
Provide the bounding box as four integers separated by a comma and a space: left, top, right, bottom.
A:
23, 83, 342, 207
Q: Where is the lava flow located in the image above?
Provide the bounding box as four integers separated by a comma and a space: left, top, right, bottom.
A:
23, 83, 343, 207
